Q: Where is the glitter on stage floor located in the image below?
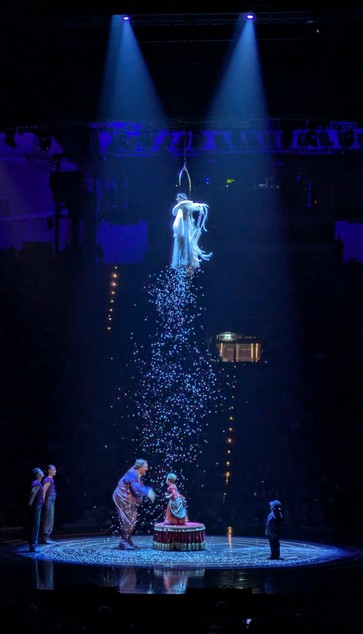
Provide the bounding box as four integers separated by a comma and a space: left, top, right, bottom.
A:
14, 534, 358, 569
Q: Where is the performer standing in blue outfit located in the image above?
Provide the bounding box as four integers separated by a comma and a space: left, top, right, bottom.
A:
265, 499, 283, 560
28, 467, 44, 552
171, 192, 212, 271
112, 459, 156, 550
40, 464, 57, 544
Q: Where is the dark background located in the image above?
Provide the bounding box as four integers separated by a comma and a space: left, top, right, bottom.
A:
0, 1, 362, 543
1, 1, 363, 126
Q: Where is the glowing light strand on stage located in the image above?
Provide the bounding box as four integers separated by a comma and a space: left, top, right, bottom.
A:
106, 266, 119, 331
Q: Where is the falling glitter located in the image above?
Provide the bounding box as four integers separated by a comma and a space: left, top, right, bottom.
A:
123, 265, 223, 530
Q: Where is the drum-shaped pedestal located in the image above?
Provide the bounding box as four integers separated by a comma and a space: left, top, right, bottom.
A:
153, 521, 206, 551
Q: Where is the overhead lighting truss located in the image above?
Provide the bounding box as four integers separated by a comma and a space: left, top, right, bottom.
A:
86, 121, 363, 157
4, 10, 363, 33
3, 121, 363, 158
125, 10, 363, 28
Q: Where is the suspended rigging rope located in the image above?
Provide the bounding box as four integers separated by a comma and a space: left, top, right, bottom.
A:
178, 137, 192, 196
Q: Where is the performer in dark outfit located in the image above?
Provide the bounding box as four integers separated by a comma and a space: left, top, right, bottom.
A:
112, 459, 156, 550
28, 468, 44, 552
265, 499, 283, 560
164, 473, 188, 525
40, 464, 57, 544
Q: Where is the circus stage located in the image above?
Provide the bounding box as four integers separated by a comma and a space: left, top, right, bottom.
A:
1, 532, 362, 596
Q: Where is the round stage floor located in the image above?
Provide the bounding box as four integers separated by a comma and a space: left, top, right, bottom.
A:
14, 534, 358, 569
0, 533, 361, 596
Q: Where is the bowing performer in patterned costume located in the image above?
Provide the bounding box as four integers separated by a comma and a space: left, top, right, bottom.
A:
113, 458, 156, 550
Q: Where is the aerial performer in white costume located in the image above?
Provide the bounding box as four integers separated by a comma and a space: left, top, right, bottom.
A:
171, 192, 212, 270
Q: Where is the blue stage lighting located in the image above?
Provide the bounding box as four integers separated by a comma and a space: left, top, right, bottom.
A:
245, 13, 255, 20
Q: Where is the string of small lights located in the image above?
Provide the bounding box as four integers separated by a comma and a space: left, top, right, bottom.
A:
106, 266, 119, 331
222, 365, 237, 507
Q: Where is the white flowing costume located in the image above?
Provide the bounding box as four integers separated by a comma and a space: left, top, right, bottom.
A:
171, 199, 212, 269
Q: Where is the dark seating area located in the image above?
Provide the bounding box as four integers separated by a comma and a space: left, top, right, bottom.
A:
1, 582, 363, 634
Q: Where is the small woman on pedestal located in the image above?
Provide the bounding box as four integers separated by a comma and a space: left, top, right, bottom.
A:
164, 473, 188, 525
153, 473, 205, 550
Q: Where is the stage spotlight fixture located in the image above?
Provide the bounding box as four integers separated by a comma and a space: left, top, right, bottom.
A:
213, 132, 233, 151
306, 131, 319, 148
123, 15, 130, 21
39, 132, 51, 151
339, 129, 356, 148
319, 130, 339, 148
245, 13, 255, 20
294, 130, 318, 149
4, 130, 17, 148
